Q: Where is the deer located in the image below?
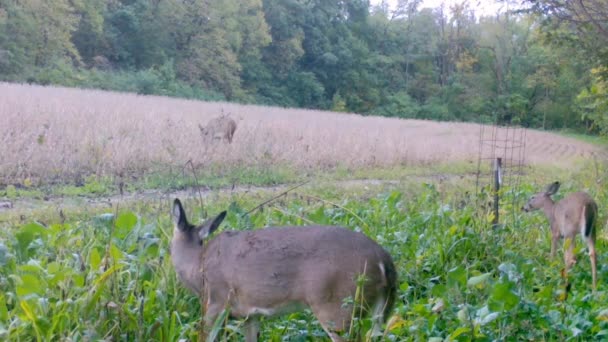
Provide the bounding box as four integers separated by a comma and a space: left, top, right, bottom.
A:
522, 181, 598, 291
198, 115, 237, 144
170, 198, 397, 342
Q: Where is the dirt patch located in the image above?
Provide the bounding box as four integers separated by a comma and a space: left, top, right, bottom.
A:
0, 173, 473, 218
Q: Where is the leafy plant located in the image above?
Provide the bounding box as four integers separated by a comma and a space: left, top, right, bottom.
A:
1, 168, 607, 340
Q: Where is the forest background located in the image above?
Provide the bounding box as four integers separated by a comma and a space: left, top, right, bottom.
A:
1, 0, 607, 135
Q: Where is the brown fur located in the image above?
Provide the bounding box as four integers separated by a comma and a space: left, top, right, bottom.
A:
199, 116, 237, 143
523, 181, 598, 291
170, 198, 397, 342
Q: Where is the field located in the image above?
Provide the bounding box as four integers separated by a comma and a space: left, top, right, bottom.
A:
1, 83, 608, 341
1, 82, 605, 187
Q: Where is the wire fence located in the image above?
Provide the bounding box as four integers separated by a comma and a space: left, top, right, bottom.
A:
476, 123, 528, 228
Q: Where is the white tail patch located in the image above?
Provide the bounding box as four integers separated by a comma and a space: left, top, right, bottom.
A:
580, 205, 588, 241
378, 262, 386, 286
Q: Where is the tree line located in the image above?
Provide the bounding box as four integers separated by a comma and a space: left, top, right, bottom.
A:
0, 0, 606, 134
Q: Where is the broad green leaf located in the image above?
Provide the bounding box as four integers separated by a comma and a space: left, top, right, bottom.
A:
597, 309, 608, 321
450, 326, 470, 339
480, 312, 499, 325
115, 212, 138, 238
15, 222, 47, 256
73, 274, 85, 288
46, 262, 66, 286
490, 281, 520, 311
16, 274, 45, 297
89, 248, 101, 270
448, 266, 466, 288
110, 243, 123, 262
0, 294, 8, 321
431, 284, 447, 297
47, 262, 60, 274
596, 330, 608, 337
467, 272, 492, 288
457, 307, 469, 323
386, 315, 407, 331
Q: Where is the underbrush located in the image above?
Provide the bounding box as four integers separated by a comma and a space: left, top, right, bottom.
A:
0, 162, 480, 201
0, 165, 303, 200
0, 170, 607, 340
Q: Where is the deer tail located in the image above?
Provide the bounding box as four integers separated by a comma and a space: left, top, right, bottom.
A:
581, 203, 596, 240
381, 259, 398, 322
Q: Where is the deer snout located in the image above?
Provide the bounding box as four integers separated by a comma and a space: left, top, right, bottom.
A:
521, 204, 530, 212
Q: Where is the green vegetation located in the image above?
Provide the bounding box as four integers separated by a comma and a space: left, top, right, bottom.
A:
0, 163, 480, 201
0, 163, 606, 340
558, 130, 608, 148
1, 0, 608, 340
1, 1, 607, 134
0, 165, 302, 200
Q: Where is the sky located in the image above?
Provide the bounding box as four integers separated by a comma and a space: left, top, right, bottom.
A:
370, 0, 512, 17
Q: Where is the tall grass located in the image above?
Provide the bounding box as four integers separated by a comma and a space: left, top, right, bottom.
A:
1, 82, 604, 186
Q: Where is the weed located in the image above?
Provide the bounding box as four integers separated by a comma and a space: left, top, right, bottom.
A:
0, 164, 606, 340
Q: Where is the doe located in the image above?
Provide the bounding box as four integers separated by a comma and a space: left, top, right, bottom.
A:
198, 115, 237, 144
522, 181, 598, 290
170, 198, 397, 342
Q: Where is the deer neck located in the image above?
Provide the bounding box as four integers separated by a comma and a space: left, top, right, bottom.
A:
541, 198, 557, 230
172, 238, 205, 296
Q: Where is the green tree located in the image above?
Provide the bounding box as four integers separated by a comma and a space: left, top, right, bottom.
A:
577, 67, 608, 135
0, 0, 79, 77
177, 0, 270, 100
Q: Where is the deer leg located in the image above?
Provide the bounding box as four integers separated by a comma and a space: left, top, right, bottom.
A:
550, 234, 558, 259
311, 303, 350, 342
564, 237, 576, 269
370, 295, 387, 338
201, 303, 224, 342
244, 316, 260, 342
588, 238, 597, 292
198, 298, 208, 342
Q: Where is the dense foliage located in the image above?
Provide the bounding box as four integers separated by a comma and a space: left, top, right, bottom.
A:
0, 0, 607, 132
1, 174, 607, 340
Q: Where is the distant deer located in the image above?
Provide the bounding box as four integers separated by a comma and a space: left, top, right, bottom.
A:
522, 181, 598, 290
199, 115, 237, 143
170, 198, 397, 342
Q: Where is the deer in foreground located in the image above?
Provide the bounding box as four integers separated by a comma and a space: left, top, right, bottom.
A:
522, 181, 598, 290
170, 198, 397, 342
198, 115, 237, 143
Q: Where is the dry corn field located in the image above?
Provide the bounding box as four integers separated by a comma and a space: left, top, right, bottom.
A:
0, 82, 604, 185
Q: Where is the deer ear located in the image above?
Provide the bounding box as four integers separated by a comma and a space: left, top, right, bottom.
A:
198, 211, 227, 240
172, 198, 189, 231
545, 181, 560, 195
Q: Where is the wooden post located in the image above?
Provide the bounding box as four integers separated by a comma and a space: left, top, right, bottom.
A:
493, 158, 502, 228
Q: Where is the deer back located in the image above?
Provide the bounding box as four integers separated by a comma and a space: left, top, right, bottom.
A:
199, 225, 395, 317
202, 116, 237, 141
554, 192, 598, 239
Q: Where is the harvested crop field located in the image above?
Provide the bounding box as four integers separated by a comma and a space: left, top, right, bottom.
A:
0, 82, 604, 184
